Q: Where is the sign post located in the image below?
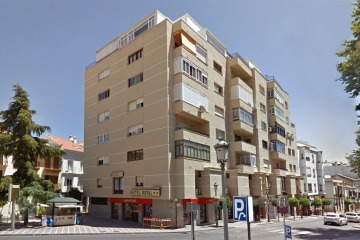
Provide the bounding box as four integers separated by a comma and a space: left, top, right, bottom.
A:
285, 225, 292, 240
9, 184, 20, 231
186, 202, 197, 240
233, 196, 253, 240
278, 195, 289, 240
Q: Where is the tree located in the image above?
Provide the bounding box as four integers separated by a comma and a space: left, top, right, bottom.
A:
0, 84, 64, 225
337, 1, 360, 176
322, 199, 333, 215
288, 197, 299, 219
337, 0, 360, 111
311, 198, 322, 216
299, 198, 311, 217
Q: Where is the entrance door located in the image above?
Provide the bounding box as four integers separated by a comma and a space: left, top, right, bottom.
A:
200, 204, 206, 223
111, 202, 120, 219
124, 203, 138, 222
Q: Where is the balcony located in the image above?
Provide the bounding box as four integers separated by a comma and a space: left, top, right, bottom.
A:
231, 120, 254, 135
175, 127, 209, 143
62, 167, 84, 175
232, 141, 256, 155
174, 101, 209, 122
273, 168, 287, 177
270, 150, 287, 161
227, 53, 252, 79
234, 154, 256, 174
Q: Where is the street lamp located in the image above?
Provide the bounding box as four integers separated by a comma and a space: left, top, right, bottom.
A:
214, 138, 230, 240
266, 184, 271, 222
299, 190, 303, 219
214, 183, 218, 227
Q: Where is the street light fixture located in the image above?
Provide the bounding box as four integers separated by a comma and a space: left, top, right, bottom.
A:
214, 138, 230, 240
214, 182, 218, 227
299, 190, 303, 219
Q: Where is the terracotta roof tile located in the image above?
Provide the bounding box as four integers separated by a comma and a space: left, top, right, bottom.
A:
46, 136, 84, 152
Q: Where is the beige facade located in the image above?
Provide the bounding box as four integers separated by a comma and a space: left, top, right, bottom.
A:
83, 10, 301, 226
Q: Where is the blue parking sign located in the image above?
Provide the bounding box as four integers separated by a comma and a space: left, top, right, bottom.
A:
285, 225, 292, 239
233, 196, 253, 222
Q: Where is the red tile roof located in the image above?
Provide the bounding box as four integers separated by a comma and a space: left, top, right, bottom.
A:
46, 136, 84, 152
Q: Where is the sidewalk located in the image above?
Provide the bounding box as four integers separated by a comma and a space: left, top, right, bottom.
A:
0, 215, 324, 236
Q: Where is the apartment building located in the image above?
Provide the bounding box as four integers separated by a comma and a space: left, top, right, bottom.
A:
83, 10, 301, 226
297, 141, 324, 198
46, 136, 84, 193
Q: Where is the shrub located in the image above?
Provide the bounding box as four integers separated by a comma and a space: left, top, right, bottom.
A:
344, 199, 352, 205
299, 198, 310, 207
288, 197, 299, 207
321, 199, 332, 206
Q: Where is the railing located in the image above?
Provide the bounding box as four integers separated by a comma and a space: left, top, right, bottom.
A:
228, 52, 250, 68
264, 75, 275, 81
143, 218, 171, 229
175, 126, 209, 137
62, 167, 84, 174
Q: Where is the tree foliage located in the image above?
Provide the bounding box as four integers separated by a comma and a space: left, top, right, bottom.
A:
321, 199, 332, 206
346, 133, 360, 177
288, 197, 299, 207
311, 198, 322, 207
0, 84, 64, 218
299, 198, 310, 207
337, 0, 360, 111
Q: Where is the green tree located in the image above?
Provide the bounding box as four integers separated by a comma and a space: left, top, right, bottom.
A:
337, 0, 360, 111
299, 198, 310, 218
346, 142, 360, 177
0, 84, 64, 225
311, 198, 322, 215
322, 199, 332, 215
288, 197, 299, 219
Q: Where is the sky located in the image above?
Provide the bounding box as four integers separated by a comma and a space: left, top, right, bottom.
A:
0, 0, 357, 162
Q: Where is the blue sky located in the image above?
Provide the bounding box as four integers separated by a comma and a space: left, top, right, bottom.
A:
0, 0, 357, 162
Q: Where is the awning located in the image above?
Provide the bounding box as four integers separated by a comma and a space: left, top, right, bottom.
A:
38, 204, 49, 208
57, 205, 82, 208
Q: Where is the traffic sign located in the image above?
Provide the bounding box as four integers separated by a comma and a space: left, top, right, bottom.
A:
233, 196, 253, 222
285, 225, 292, 239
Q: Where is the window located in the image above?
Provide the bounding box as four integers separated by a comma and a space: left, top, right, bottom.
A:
128, 73, 143, 87
214, 83, 223, 95
236, 154, 256, 166
289, 164, 292, 172
213, 61, 222, 74
98, 134, 109, 143
98, 89, 110, 101
292, 149, 295, 156
128, 49, 143, 64
127, 149, 144, 161
271, 140, 285, 153
128, 124, 144, 136
306, 167, 311, 177
269, 105, 285, 122
263, 159, 269, 168
268, 88, 284, 105
174, 83, 209, 111
196, 45, 207, 63
113, 178, 123, 194
207, 33, 226, 54
98, 156, 109, 165
275, 122, 286, 137
285, 101, 288, 109
288, 148, 291, 155
308, 183, 312, 193
216, 129, 225, 140
98, 111, 110, 122
134, 21, 149, 38
233, 108, 254, 126
262, 140, 268, 149
181, 59, 208, 86
97, 178, 103, 188
231, 85, 254, 107
136, 176, 144, 186
128, 98, 144, 111
66, 178, 72, 186
293, 165, 296, 172
261, 121, 267, 131
215, 106, 224, 117
120, 36, 128, 47
259, 84, 265, 95
260, 103, 266, 113
98, 68, 110, 81
175, 140, 210, 161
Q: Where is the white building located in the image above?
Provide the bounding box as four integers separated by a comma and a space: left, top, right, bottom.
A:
297, 141, 325, 198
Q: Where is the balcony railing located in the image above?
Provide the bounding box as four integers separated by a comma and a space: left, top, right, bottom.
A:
62, 167, 84, 174
175, 126, 209, 137
227, 52, 250, 68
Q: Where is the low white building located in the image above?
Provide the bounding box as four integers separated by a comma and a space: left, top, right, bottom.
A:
297, 141, 325, 198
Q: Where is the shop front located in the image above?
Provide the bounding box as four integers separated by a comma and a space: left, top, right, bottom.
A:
109, 198, 152, 223
183, 198, 219, 225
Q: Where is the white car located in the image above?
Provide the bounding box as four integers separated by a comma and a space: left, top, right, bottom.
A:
345, 212, 360, 222
324, 213, 348, 226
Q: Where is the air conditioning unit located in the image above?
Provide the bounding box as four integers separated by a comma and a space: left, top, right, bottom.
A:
195, 188, 201, 195
199, 105, 206, 113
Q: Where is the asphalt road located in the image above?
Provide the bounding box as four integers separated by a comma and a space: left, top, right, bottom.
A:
1, 217, 359, 240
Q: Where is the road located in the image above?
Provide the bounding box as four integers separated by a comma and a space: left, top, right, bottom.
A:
1, 217, 359, 240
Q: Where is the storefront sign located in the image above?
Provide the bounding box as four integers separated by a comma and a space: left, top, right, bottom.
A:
130, 189, 160, 197
110, 171, 124, 177
110, 198, 152, 205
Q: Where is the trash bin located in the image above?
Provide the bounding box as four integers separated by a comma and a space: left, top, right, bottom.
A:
76, 216, 81, 225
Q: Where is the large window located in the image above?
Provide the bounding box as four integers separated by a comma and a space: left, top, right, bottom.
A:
274, 122, 286, 137
128, 98, 144, 111
113, 178, 123, 194
175, 140, 210, 161
174, 83, 209, 111
128, 124, 143, 136
271, 140, 285, 153
231, 85, 254, 107
181, 59, 208, 86
269, 105, 285, 122
233, 108, 254, 126
98, 134, 109, 143
98, 111, 110, 122
98, 89, 110, 101
127, 149, 144, 161
128, 49, 143, 64
98, 68, 110, 81
128, 73, 143, 87
268, 88, 284, 105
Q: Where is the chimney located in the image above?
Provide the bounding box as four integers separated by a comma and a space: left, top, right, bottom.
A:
69, 135, 74, 142
73, 136, 77, 144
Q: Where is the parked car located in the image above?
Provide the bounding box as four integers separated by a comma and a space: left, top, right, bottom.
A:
324, 213, 348, 226
345, 212, 360, 222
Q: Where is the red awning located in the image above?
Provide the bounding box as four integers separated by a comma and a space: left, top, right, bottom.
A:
110, 198, 152, 205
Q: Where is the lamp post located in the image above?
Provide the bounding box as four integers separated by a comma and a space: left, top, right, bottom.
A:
266, 184, 270, 222
214, 139, 230, 240
299, 190, 303, 219
214, 182, 218, 227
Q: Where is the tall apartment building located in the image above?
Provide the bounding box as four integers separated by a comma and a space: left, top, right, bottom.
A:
297, 141, 324, 198
83, 10, 301, 226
